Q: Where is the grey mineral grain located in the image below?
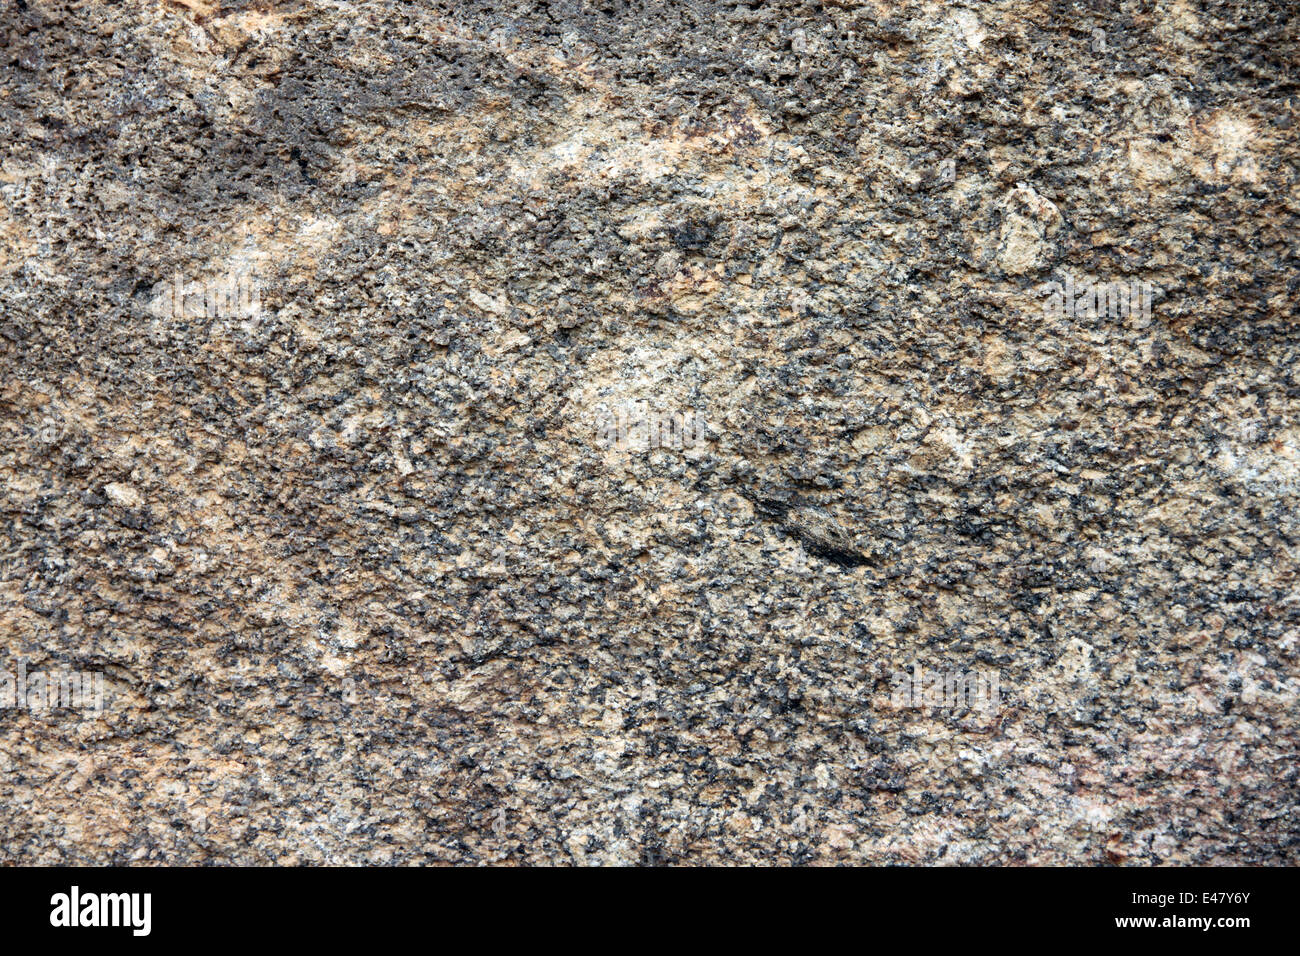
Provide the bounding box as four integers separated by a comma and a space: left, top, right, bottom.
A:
1, 0, 1297, 864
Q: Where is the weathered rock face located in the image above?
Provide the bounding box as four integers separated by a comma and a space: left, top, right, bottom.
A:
1, 0, 1297, 865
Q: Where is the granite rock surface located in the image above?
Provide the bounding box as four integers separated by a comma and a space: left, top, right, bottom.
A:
1, 0, 1298, 864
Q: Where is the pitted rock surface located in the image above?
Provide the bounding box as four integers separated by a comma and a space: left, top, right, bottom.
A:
1, 1, 1297, 863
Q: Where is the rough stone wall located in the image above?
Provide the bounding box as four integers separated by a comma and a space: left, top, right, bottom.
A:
1, 0, 1297, 864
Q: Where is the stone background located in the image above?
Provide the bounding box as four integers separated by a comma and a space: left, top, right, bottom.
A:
1, 0, 1297, 863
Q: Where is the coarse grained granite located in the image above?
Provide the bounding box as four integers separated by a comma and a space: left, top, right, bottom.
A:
1, 0, 1297, 864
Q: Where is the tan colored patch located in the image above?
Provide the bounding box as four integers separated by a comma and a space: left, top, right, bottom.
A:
1191, 111, 1261, 184
165, 0, 218, 18
1131, 109, 1262, 187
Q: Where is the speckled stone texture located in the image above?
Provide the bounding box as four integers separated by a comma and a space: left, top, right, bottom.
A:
2, 0, 1298, 865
